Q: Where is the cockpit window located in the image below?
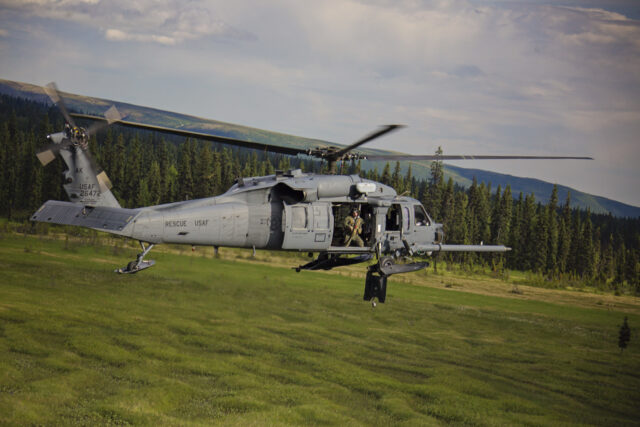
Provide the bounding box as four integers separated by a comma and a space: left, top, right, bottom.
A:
414, 205, 430, 226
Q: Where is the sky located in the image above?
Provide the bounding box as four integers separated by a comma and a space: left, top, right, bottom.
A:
0, 0, 639, 206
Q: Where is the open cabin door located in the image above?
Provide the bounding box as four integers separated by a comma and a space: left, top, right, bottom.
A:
281, 202, 333, 250
382, 203, 411, 251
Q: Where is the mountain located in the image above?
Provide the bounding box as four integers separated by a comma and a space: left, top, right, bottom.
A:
1, 78, 638, 218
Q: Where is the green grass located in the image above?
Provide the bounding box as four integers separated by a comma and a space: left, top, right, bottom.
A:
1, 233, 639, 425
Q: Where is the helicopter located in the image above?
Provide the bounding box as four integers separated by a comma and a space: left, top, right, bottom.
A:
31, 83, 592, 305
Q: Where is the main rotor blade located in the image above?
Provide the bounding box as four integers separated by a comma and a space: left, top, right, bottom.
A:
43, 82, 76, 127
363, 154, 594, 161
331, 124, 404, 160
71, 113, 310, 157
85, 105, 122, 136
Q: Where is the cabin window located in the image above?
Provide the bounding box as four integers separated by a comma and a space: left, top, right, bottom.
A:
403, 207, 410, 230
291, 206, 307, 229
386, 204, 401, 231
414, 205, 429, 226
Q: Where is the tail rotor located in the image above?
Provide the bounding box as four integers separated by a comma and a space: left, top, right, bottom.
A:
37, 82, 121, 206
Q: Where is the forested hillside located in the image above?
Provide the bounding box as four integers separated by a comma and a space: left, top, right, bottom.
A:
2, 78, 639, 217
1, 94, 638, 293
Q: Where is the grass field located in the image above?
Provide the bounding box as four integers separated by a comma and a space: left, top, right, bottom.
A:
1, 232, 639, 425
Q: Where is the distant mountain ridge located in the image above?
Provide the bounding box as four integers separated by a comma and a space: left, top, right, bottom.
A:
1, 78, 638, 218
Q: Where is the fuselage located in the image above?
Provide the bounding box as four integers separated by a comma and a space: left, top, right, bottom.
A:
125, 171, 442, 254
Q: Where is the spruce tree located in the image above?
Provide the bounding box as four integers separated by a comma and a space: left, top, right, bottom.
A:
618, 317, 631, 353
391, 161, 402, 193
440, 178, 455, 238
404, 164, 413, 197
427, 147, 444, 220
580, 210, 595, 279
178, 139, 195, 200
547, 185, 559, 275
534, 203, 549, 273
508, 192, 524, 270
147, 161, 162, 205
195, 143, 214, 198
380, 162, 392, 186
521, 194, 538, 271
558, 192, 572, 274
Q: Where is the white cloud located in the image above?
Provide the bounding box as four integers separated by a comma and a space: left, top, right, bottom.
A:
0, 0, 255, 44
0, 0, 639, 204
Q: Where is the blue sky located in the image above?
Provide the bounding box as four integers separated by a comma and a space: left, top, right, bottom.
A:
0, 0, 639, 206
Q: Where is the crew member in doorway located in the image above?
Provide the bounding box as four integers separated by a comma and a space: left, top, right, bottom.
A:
344, 208, 364, 247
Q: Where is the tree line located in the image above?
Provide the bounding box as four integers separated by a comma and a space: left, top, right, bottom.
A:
1, 94, 638, 292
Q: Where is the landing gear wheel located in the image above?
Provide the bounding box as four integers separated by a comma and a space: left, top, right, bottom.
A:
380, 256, 393, 270
126, 260, 137, 272
379, 256, 394, 276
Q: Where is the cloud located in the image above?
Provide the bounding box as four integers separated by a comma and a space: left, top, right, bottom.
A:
0, 0, 256, 45
0, 0, 639, 204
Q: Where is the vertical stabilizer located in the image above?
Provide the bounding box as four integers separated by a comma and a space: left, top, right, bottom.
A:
58, 146, 120, 208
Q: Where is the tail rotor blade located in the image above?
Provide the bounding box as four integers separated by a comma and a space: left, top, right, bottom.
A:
36, 146, 57, 166
36, 139, 72, 166
44, 82, 76, 128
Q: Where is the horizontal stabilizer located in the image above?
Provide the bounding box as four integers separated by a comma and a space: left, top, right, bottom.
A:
31, 200, 139, 233
416, 244, 511, 253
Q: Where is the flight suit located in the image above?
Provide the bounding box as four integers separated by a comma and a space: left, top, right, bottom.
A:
344, 215, 365, 247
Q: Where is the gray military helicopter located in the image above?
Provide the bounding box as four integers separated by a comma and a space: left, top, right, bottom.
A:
31, 83, 592, 305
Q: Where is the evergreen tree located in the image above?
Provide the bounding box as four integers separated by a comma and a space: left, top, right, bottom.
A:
125, 135, 143, 206
111, 134, 126, 201
618, 317, 631, 353
493, 184, 512, 245
547, 185, 560, 275
558, 193, 573, 274
195, 143, 214, 198
178, 139, 195, 200
569, 213, 583, 276
264, 155, 275, 176
220, 148, 234, 189
427, 147, 444, 220
440, 178, 455, 238
451, 191, 470, 264
380, 162, 391, 186
136, 178, 151, 207
521, 194, 538, 271
508, 192, 524, 269
165, 164, 179, 202
534, 203, 549, 273
404, 164, 413, 197
157, 140, 171, 203
601, 233, 615, 283
4, 114, 18, 218
0, 122, 8, 215
391, 161, 402, 192
147, 161, 162, 205
579, 210, 595, 279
